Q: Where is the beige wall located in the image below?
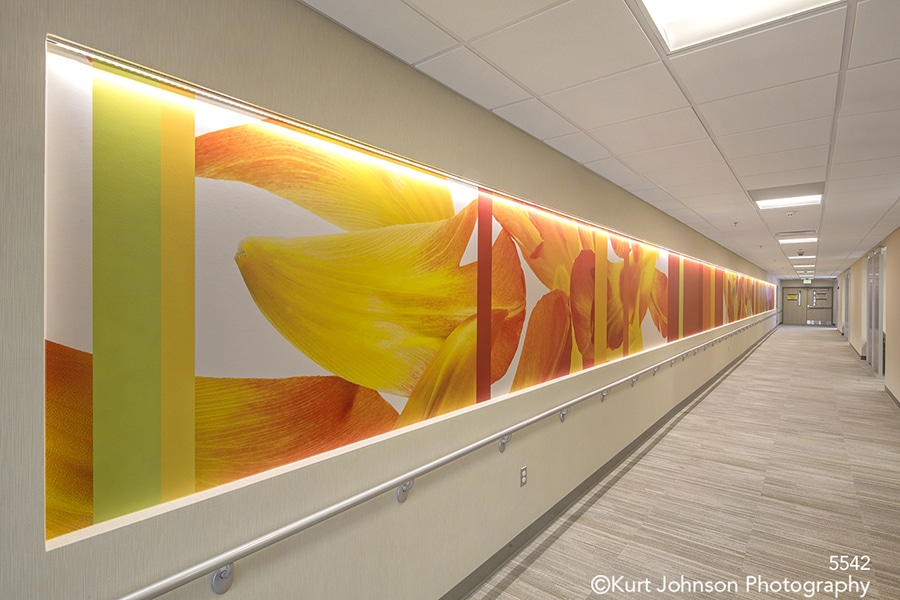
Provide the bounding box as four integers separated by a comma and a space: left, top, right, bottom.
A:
2, 1, 778, 598
835, 275, 845, 335
884, 229, 900, 398
848, 258, 867, 357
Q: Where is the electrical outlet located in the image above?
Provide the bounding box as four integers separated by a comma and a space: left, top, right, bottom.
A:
520, 466, 527, 487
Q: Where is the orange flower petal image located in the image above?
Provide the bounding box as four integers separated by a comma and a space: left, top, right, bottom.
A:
570, 249, 596, 363
196, 376, 397, 490
511, 289, 573, 392
607, 260, 625, 352
236, 202, 478, 396
490, 228, 527, 383
610, 236, 632, 260
196, 123, 455, 231
45, 341, 93, 539
492, 200, 592, 293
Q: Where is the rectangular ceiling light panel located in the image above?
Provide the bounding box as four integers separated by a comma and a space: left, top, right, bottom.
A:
778, 237, 818, 244
640, 0, 840, 51
755, 194, 822, 210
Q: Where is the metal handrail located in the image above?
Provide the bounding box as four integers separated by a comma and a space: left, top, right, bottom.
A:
119, 312, 775, 600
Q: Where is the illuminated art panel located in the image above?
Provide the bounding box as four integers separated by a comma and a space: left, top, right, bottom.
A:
44, 42, 776, 539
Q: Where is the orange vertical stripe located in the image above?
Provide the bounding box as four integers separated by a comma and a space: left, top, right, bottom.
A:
595, 231, 608, 363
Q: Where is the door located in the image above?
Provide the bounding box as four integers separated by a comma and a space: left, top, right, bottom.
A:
806, 288, 832, 325
783, 288, 806, 325
782, 287, 833, 325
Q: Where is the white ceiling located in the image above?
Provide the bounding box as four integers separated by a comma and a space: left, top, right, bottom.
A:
297, 0, 900, 280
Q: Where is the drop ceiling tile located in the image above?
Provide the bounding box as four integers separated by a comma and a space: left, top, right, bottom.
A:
544, 132, 611, 163
623, 176, 657, 193
698, 201, 759, 220
544, 62, 689, 130
717, 118, 833, 160
824, 194, 896, 227
407, 0, 557, 41
698, 75, 839, 136
620, 139, 721, 173
830, 156, 900, 179
416, 47, 531, 109
827, 174, 900, 194
470, 0, 658, 95
635, 187, 679, 206
584, 157, 647, 189
679, 192, 749, 209
841, 59, 900, 116
738, 167, 827, 190
832, 110, 900, 163
669, 7, 845, 104
646, 160, 734, 187
658, 206, 699, 220
588, 108, 708, 156
492, 98, 578, 140
849, 0, 900, 68
301, 0, 457, 63
757, 207, 821, 236
827, 188, 899, 208
731, 145, 829, 177
663, 177, 744, 198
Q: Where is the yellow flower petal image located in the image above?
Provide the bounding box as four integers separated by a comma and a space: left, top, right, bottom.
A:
45, 341, 93, 539
649, 269, 668, 339
607, 241, 667, 354
236, 201, 478, 396
492, 200, 592, 293
511, 289, 573, 392
395, 313, 480, 428
196, 122, 455, 230
196, 376, 397, 490
395, 227, 526, 426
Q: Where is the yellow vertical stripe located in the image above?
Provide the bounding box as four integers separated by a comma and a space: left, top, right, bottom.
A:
92, 64, 162, 522
708, 265, 716, 330
160, 87, 196, 501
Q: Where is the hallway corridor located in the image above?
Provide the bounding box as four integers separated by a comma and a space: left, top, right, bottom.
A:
468, 326, 900, 599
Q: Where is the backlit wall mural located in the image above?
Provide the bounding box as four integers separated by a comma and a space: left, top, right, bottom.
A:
44, 45, 775, 539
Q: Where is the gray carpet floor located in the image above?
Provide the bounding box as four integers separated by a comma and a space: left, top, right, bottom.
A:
467, 326, 900, 599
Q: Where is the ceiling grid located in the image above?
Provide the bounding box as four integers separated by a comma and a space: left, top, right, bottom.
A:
300, 0, 900, 280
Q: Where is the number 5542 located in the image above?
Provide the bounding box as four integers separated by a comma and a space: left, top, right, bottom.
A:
829, 555, 870, 571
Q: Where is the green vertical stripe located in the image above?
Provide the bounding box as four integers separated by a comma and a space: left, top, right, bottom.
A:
93, 64, 162, 522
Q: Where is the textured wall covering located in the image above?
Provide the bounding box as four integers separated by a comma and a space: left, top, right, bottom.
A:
3, 1, 776, 598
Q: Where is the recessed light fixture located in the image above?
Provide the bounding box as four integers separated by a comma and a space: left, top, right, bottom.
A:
792, 264, 815, 268
639, 0, 839, 52
779, 237, 818, 244
789, 255, 815, 260
755, 194, 822, 210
